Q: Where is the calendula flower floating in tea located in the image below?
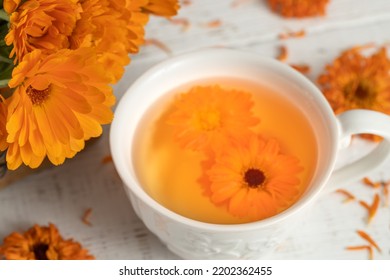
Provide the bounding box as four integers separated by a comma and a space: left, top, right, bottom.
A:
318, 46, 390, 142
0, 224, 94, 260
166, 84, 305, 221
267, 0, 329, 18
0, 0, 179, 169
205, 136, 302, 221
167, 85, 259, 153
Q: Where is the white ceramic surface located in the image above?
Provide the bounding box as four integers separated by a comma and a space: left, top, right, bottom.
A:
109, 48, 390, 259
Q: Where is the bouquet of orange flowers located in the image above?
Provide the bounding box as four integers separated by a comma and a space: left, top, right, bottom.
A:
0, 0, 179, 171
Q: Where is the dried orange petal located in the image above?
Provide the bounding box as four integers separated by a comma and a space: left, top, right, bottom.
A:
101, 155, 113, 164
363, 177, 381, 189
144, 39, 172, 54
359, 194, 380, 224
346, 245, 374, 260
290, 64, 310, 74
279, 29, 306, 40
356, 230, 381, 253
335, 189, 356, 203
277, 46, 288, 62
205, 19, 222, 28
82, 208, 93, 226
169, 18, 191, 32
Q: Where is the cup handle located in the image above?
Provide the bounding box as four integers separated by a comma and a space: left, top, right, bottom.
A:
325, 109, 390, 192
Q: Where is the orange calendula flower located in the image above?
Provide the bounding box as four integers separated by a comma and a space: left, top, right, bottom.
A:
70, 0, 179, 83
6, 0, 179, 83
70, 0, 133, 83
166, 85, 259, 153
0, 224, 94, 260
268, 0, 329, 18
2, 48, 115, 170
318, 47, 390, 141
3, 0, 22, 14
5, 0, 82, 63
204, 136, 303, 221
124, 0, 151, 53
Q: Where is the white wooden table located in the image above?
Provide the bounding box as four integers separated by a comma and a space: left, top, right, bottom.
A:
1, 0, 390, 260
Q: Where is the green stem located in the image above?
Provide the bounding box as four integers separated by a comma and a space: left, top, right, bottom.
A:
0, 10, 9, 22
0, 55, 12, 64
0, 79, 10, 87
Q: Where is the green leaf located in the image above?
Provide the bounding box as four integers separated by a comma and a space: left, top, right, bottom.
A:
0, 23, 12, 63
0, 79, 10, 87
0, 62, 13, 81
0, 19, 10, 35
0, 55, 11, 64
0, 9, 9, 22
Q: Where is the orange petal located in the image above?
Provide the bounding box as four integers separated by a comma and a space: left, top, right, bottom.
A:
368, 194, 380, 224
356, 230, 381, 253
82, 208, 93, 226
144, 39, 171, 54
277, 45, 288, 62
290, 64, 310, 74
279, 29, 306, 40
363, 177, 381, 188
335, 189, 356, 203
346, 245, 374, 260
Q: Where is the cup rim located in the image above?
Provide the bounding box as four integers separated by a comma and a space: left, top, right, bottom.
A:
110, 48, 338, 232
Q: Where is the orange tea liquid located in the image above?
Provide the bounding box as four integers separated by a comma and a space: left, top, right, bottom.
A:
132, 78, 318, 224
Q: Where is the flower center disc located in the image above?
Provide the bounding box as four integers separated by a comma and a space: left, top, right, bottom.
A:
196, 109, 221, 131
33, 243, 49, 260
26, 86, 50, 105
244, 168, 266, 188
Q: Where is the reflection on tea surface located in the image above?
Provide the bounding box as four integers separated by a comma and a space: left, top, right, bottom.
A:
132, 78, 317, 224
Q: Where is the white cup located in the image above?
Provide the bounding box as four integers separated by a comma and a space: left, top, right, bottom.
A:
110, 48, 390, 259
